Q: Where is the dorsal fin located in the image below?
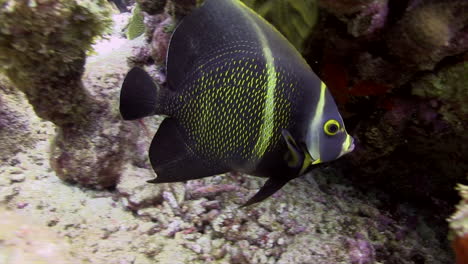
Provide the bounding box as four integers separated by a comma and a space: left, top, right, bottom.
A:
166, 0, 261, 90
166, 0, 312, 90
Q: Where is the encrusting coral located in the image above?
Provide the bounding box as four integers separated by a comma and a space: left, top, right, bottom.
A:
0, 0, 141, 188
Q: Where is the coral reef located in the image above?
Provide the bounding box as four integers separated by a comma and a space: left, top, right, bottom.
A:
0, 1, 465, 263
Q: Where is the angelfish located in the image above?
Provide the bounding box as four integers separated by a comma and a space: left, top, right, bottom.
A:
120, 0, 355, 206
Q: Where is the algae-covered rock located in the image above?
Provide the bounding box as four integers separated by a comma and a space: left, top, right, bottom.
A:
0, 0, 145, 188
387, 0, 468, 71
412, 62, 468, 133
0, 0, 111, 125
0, 76, 37, 163
49, 32, 150, 187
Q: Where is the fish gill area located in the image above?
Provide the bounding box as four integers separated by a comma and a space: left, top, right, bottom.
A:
0, 0, 467, 264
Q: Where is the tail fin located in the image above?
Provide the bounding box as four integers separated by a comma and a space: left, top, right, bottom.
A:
120, 67, 159, 120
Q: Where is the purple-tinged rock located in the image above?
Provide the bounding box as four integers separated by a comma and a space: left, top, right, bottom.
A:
346, 235, 376, 264
318, 0, 389, 36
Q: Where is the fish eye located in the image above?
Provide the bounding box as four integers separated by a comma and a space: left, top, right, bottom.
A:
324, 119, 340, 136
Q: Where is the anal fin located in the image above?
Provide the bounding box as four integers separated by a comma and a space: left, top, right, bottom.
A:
148, 118, 228, 183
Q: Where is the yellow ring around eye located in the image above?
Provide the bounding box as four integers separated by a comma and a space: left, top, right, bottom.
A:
324, 119, 341, 136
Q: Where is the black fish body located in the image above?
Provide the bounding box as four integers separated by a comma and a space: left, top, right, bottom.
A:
120, 0, 354, 206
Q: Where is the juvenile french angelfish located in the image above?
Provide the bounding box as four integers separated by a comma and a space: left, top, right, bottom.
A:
120, 0, 355, 206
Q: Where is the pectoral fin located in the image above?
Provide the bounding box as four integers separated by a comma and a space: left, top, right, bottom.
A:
281, 129, 304, 169
241, 177, 291, 207
282, 129, 319, 175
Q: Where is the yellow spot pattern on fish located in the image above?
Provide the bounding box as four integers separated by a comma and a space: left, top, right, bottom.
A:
170, 49, 296, 166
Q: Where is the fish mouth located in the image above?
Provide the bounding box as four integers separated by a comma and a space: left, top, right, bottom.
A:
337, 134, 354, 158
348, 142, 355, 152
345, 136, 355, 155
347, 135, 355, 153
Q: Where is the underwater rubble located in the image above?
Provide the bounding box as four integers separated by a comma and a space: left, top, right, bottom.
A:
0, 0, 467, 263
